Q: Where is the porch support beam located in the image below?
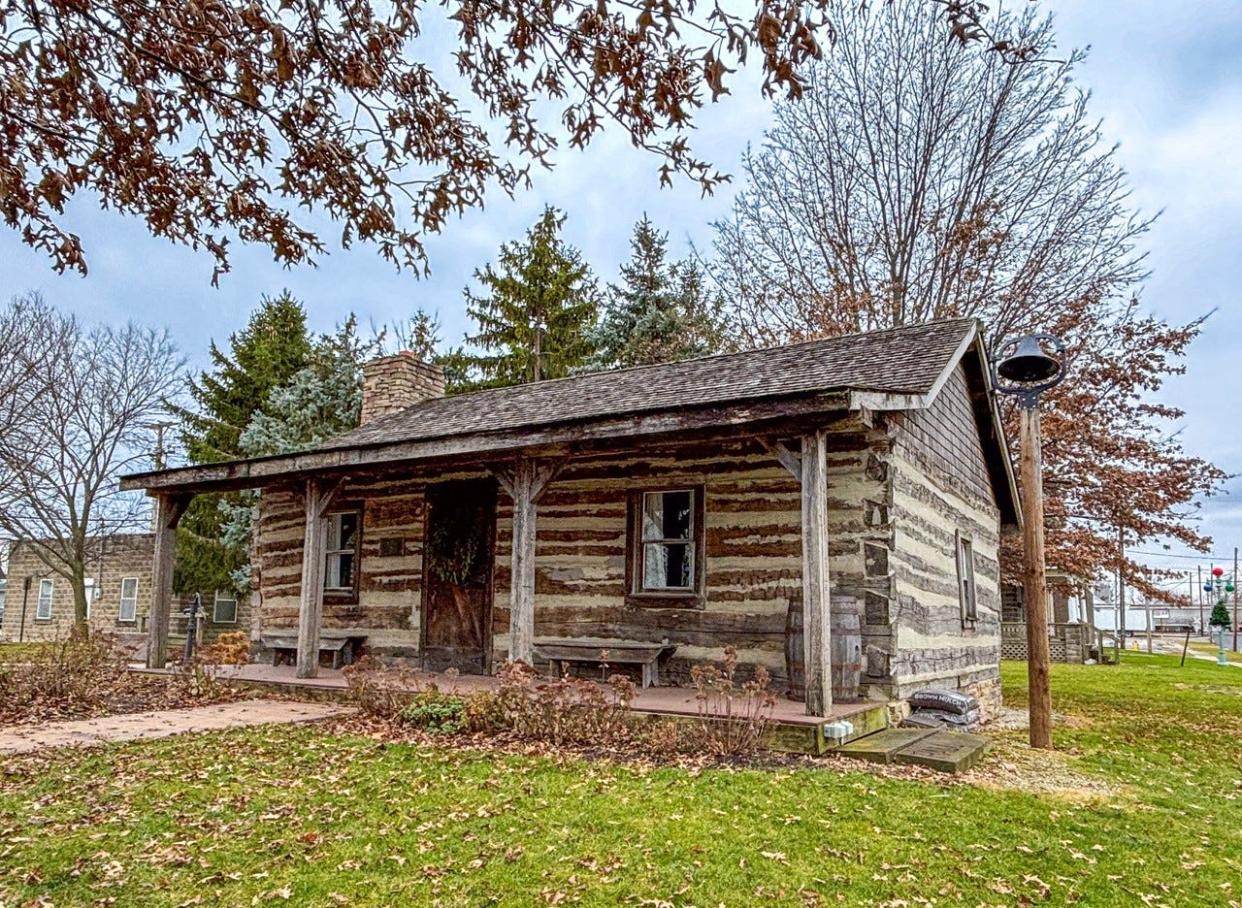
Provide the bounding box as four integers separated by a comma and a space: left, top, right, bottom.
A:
296, 477, 337, 678
499, 456, 561, 665
145, 492, 190, 669
764, 438, 802, 480
800, 430, 832, 717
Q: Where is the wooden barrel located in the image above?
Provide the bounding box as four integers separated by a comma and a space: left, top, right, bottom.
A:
831, 612, 862, 701
784, 595, 805, 700
784, 596, 862, 701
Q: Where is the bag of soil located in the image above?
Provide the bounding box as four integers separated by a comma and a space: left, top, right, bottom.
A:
907, 688, 979, 716
902, 707, 982, 731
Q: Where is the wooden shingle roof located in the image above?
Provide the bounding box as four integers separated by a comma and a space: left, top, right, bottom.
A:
324, 318, 978, 452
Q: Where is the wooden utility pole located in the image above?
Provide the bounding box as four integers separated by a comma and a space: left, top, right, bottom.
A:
1019, 407, 1052, 749
1233, 547, 1239, 653
1198, 565, 1204, 635
1117, 525, 1126, 660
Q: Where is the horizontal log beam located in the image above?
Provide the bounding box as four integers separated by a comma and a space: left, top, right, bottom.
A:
119, 393, 851, 494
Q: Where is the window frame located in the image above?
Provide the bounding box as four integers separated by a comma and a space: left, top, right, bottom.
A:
322, 504, 363, 604
625, 485, 706, 609
212, 589, 238, 624
956, 530, 978, 627
118, 576, 139, 624
35, 578, 54, 621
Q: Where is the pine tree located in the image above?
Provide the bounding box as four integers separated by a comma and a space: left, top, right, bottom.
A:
595, 216, 725, 369
240, 315, 380, 457
170, 292, 312, 597
457, 207, 598, 389
1209, 600, 1231, 629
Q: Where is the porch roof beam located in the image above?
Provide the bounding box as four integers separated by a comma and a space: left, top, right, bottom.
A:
120, 393, 852, 495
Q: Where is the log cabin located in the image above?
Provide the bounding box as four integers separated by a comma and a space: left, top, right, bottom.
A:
121, 318, 1020, 718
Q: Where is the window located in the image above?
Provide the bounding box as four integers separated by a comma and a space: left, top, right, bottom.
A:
956, 532, 978, 625
324, 511, 360, 593
627, 487, 705, 607
83, 578, 95, 619
36, 578, 54, 620
213, 590, 238, 624
118, 577, 139, 623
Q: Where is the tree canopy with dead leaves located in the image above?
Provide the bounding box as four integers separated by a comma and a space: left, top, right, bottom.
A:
0, 0, 1008, 283
709, 2, 1226, 600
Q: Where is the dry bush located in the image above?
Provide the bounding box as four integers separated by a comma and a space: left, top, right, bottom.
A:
493, 660, 639, 747
0, 632, 128, 722
199, 631, 251, 666
341, 655, 420, 718
688, 647, 777, 757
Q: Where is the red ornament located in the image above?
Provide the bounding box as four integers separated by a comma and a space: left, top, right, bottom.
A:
1212, 566, 1225, 577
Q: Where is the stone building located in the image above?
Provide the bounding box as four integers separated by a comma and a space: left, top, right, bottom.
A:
123, 319, 1020, 718
0, 533, 250, 649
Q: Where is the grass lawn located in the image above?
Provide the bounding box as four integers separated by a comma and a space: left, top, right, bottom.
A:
1187, 639, 1242, 665
0, 642, 55, 663
2, 655, 1240, 907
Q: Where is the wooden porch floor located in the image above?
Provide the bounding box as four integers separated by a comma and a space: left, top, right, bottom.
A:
130, 662, 883, 734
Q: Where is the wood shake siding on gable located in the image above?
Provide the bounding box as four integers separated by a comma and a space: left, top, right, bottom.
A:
885, 364, 1002, 711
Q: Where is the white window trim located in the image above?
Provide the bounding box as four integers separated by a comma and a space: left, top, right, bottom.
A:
212, 590, 238, 624
956, 530, 978, 626
323, 510, 359, 593
639, 488, 696, 593
118, 577, 140, 624
36, 578, 54, 621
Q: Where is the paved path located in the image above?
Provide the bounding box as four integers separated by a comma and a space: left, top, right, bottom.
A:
0, 699, 351, 755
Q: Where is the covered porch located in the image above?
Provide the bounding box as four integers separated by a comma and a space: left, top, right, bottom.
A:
126, 418, 860, 717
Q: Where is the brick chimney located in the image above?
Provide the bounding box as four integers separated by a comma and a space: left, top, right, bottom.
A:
360, 352, 445, 424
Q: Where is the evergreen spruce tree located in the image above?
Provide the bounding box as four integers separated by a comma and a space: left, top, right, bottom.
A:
1209, 600, 1231, 629
595, 216, 725, 369
169, 293, 312, 597
457, 207, 598, 389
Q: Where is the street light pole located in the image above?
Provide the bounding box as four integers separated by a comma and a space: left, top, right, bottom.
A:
994, 333, 1066, 751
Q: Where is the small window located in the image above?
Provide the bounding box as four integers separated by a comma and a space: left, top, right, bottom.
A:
84, 578, 95, 619
641, 490, 695, 590
213, 590, 238, 624
957, 532, 978, 625
36, 578, 54, 620
627, 487, 705, 607
118, 577, 139, 623
324, 511, 359, 592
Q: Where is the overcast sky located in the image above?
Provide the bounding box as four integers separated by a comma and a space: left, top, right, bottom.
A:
1, 0, 1238, 587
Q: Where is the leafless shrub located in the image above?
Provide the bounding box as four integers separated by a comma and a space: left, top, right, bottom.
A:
688, 647, 777, 757
0, 632, 128, 722
341, 655, 420, 718
169, 631, 252, 700
492, 660, 639, 747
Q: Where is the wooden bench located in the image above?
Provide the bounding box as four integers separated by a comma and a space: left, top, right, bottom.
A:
532, 640, 677, 689
262, 634, 366, 670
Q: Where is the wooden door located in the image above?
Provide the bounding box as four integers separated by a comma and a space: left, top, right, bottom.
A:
421, 479, 496, 673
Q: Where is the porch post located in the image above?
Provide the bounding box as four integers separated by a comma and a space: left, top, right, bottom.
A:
508, 459, 537, 665
296, 478, 328, 678
800, 430, 833, 717
146, 492, 189, 669
497, 457, 561, 665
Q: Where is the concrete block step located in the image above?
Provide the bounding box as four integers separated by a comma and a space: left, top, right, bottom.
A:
838, 728, 989, 773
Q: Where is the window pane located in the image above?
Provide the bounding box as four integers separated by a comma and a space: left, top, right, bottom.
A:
214, 593, 237, 623
642, 490, 692, 541
336, 512, 357, 549
643, 542, 692, 590
325, 553, 354, 590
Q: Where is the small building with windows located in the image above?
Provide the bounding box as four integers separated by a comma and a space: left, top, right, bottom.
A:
0, 533, 249, 649
122, 319, 1020, 717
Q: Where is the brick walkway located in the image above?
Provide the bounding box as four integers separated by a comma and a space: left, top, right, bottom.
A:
0, 699, 351, 755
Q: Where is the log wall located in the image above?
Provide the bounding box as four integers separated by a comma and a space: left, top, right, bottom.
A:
253, 374, 1005, 711
254, 430, 881, 691
883, 363, 1004, 714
